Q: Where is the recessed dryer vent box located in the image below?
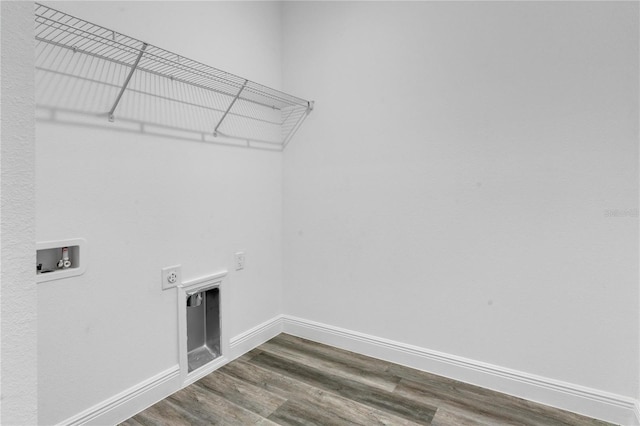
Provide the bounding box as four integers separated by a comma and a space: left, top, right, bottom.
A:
178, 270, 228, 386
36, 238, 86, 283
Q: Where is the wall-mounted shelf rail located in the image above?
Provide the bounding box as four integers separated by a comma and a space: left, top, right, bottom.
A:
34, 3, 313, 150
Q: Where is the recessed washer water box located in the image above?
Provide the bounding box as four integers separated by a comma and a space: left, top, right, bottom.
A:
177, 270, 228, 385
36, 238, 86, 283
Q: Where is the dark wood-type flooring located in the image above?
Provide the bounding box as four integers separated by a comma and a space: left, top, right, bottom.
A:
120, 333, 612, 425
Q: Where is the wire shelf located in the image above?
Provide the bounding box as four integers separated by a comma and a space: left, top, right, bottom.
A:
34, 3, 313, 150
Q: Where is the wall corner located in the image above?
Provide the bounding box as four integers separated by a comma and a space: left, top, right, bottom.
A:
1, 1, 37, 424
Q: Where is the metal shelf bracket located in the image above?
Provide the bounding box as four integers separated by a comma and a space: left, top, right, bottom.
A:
108, 42, 148, 122
213, 79, 248, 137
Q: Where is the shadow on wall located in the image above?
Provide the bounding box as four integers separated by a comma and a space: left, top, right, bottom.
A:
35, 106, 282, 152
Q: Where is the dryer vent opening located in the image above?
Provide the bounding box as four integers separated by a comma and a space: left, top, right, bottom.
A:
186, 286, 220, 373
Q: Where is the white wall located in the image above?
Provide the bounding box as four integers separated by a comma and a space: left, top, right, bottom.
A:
1, 2, 38, 424
283, 0, 639, 400
36, 2, 284, 424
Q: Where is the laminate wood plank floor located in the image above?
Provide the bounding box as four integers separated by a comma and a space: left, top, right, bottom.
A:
120, 334, 613, 426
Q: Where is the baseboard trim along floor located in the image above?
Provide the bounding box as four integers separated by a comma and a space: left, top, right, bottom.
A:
58, 365, 181, 426
281, 315, 639, 426
229, 314, 284, 359
56, 317, 284, 426
57, 314, 639, 426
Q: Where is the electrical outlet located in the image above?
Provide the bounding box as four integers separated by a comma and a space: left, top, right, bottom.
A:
161, 265, 182, 290
235, 252, 245, 271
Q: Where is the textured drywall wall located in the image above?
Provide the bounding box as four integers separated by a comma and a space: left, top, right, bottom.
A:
1, 1, 38, 424
36, 2, 283, 423
283, 1, 639, 398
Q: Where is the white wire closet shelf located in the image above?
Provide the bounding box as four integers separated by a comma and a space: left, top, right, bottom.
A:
34, 3, 313, 151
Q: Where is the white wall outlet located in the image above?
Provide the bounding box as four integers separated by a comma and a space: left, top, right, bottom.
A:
235, 252, 245, 271
161, 265, 182, 290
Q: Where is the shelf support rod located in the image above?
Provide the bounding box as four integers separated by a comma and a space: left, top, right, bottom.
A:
108, 42, 148, 122
214, 80, 248, 136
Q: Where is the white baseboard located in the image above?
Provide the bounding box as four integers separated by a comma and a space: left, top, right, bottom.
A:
59, 365, 181, 426
55, 315, 640, 426
282, 315, 638, 426
229, 314, 284, 359
55, 316, 283, 426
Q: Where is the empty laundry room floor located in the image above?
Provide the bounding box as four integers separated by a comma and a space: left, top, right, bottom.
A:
120, 334, 611, 426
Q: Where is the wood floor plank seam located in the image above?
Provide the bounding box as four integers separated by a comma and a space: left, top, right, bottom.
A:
167, 379, 274, 425
259, 336, 402, 393
220, 358, 424, 426
248, 350, 437, 424
195, 370, 288, 419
